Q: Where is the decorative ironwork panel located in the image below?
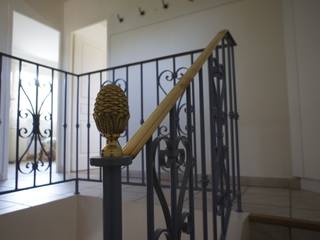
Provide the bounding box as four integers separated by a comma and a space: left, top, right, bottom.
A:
15, 63, 54, 186
146, 133, 195, 240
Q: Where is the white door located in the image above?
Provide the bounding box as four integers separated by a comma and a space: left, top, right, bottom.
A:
71, 22, 107, 171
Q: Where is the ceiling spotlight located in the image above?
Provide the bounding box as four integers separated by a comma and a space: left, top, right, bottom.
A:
162, 0, 169, 9
138, 7, 145, 16
117, 14, 124, 23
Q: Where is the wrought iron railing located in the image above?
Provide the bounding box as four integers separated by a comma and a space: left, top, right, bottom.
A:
0, 30, 241, 240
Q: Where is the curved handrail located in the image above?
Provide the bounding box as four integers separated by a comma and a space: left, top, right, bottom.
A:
123, 30, 232, 157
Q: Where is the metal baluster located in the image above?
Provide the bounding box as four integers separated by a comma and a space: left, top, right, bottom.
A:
208, 55, 218, 240
156, 60, 161, 184
222, 39, 231, 215
63, 72, 68, 181
99, 72, 103, 181
227, 40, 236, 201
0, 54, 2, 127
87, 74, 91, 179
33, 65, 40, 187
216, 46, 227, 237
169, 107, 178, 239
146, 138, 155, 240
140, 64, 145, 184
126, 66, 130, 183
15, 60, 22, 190
190, 53, 199, 189
186, 86, 195, 240
231, 46, 242, 212
75, 75, 80, 194
190, 54, 199, 190
173, 57, 176, 86
49, 69, 54, 184
198, 66, 209, 240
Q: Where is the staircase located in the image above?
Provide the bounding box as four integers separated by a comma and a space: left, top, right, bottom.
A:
0, 30, 241, 240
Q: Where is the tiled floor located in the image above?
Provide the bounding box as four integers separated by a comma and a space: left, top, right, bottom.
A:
241, 186, 320, 222
0, 180, 320, 224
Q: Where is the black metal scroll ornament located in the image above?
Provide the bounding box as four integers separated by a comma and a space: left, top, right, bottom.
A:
158, 67, 190, 138
17, 76, 53, 174
210, 56, 232, 221
148, 135, 194, 240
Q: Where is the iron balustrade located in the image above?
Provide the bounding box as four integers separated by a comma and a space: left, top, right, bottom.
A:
0, 31, 240, 240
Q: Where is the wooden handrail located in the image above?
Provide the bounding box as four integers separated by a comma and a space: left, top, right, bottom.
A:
123, 30, 229, 157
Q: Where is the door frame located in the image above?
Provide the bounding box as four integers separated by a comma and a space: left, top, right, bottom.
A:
0, 5, 13, 180
68, 20, 108, 172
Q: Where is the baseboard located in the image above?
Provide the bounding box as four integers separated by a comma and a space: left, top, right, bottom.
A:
301, 178, 320, 193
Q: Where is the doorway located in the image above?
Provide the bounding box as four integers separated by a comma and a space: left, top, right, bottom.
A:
5, 11, 60, 186
71, 20, 107, 171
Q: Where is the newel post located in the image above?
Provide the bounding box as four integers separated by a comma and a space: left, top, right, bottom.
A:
90, 84, 131, 240
90, 157, 132, 240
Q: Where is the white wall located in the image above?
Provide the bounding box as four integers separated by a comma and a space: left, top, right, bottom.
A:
63, 0, 293, 178
0, 0, 12, 179
63, 0, 240, 70
2, 0, 315, 181
0, 0, 64, 179
109, 0, 292, 178
12, 11, 60, 65
293, 0, 320, 181
283, 0, 320, 182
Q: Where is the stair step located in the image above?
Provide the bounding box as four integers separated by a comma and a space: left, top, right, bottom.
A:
249, 213, 320, 232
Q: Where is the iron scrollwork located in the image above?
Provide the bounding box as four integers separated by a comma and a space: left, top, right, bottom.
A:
17, 73, 53, 174
148, 134, 194, 240
210, 56, 232, 218
158, 67, 190, 138
102, 78, 127, 93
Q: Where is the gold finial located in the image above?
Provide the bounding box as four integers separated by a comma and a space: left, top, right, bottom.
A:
93, 84, 130, 157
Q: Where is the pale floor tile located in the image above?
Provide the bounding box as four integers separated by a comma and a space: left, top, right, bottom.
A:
291, 208, 320, 222
242, 186, 290, 209
0, 204, 29, 215
243, 194, 289, 208
291, 190, 320, 211
1, 180, 320, 226
79, 181, 101, 190
250, 222, 290, 240
292, 228, 320, 240
242, 203, 290, 217
122, 190, 146, 202
245, 187, 290, 197
122, 185, 146, 194
80, 187, 102, 198
0, 189, 72, 207
0, 200, 18, 210
241, 186, 248, 194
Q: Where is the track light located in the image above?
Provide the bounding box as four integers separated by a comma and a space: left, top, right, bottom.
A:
138, 7, 145, 16
117, 14, 124, 23
162, 0, 169, 9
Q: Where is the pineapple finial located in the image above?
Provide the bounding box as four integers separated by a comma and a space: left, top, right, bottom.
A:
93, 84, 129, 157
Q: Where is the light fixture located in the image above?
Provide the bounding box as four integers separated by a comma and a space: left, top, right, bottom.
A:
162, 0, 169, 9
138, 7, 145, 16
117, 14, 124, 23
